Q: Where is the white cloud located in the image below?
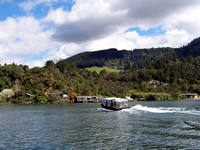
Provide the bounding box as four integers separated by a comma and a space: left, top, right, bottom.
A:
43, 0, 200, 60
19, 0, 68, 11
1, 0, 200, 67
44, 0, 127, 43
43, 8, 69, 24
0, 16, 59, 67
43, 0, 200, 43
53, 27, 191, 60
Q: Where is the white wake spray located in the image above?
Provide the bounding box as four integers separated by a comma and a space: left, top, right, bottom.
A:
122, 105, 200, 115
97, 108, 114, 112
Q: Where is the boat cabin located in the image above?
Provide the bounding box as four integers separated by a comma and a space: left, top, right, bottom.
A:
101, 98, 129, 110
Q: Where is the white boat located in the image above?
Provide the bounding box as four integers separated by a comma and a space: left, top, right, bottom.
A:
101, 97, 129, 111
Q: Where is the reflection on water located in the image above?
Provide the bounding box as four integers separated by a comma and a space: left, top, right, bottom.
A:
0, 100, 200, 149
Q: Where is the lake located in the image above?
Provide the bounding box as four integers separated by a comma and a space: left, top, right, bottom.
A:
1, 100, 200, 149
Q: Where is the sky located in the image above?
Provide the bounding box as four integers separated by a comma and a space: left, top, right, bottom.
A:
0, 0, 200, 67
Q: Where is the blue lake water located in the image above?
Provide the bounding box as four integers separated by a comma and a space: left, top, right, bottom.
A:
1, 100, 200, 149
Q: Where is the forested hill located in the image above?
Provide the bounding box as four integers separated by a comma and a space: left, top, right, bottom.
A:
65, 37, 200, 70
1, 37, 200, 104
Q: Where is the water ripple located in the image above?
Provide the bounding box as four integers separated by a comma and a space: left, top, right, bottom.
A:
0, 102, 200, 149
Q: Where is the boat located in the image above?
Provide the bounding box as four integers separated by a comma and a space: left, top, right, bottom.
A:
101, 97, 129, 111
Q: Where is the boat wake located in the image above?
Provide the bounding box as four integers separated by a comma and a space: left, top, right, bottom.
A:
121, 105, 200, 115
97, 108, 114, 112
183, 120, 200, 131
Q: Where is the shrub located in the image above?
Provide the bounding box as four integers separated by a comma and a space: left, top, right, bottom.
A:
145, 94, 157, 101
36, 96, 47, 103
32, 89, 44, 96
14, 91, 26, 99
12, 97, 25, 104
0, 89, 14, 99
131, 93, 143, 99
48, 98, 60, 104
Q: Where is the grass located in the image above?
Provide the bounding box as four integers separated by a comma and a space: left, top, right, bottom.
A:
85, 66, 122, 73
0, 101, 11, 104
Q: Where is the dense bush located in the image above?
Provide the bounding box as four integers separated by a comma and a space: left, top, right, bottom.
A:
36, 96, 48, 103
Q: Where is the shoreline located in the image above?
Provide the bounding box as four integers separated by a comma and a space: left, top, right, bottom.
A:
0, 98, 199, 105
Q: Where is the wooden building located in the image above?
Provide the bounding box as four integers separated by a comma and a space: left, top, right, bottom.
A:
48, 91, 69, 100
76, 96, 102, 103
182, 93, 199, 99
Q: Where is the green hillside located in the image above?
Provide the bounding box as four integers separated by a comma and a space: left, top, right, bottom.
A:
65, 37, 200, 70
85, 66, 121, 73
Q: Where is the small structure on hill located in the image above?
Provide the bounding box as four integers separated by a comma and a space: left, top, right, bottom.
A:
62, 94, 68, 98
148, 80, 168, 88
25, 93, 35, 100
182, 93, 199, 99
47, 91, 69, 100
76, 96, 102, 103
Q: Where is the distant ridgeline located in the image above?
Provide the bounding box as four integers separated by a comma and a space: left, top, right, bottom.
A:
65, 37, 200, 70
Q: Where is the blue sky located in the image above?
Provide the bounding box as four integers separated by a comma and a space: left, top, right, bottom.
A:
0, 0, 75, 20
125, 26, 166, 37
0, 1, 24, 21
0, 0, 199, 67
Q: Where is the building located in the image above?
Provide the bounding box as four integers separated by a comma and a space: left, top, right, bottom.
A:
76, 96, 102, 103
48, 91, 69, 100
182, 93, 199, 99
62, 94, 68, 98
148, 80, 168, 88
25, 93, 35, 100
